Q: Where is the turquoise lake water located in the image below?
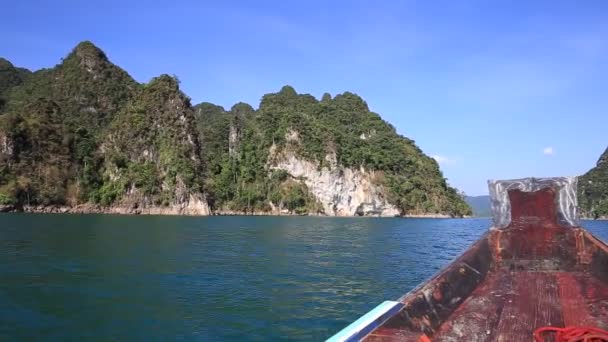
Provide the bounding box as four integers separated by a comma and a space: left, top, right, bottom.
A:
1, 214, 607, 341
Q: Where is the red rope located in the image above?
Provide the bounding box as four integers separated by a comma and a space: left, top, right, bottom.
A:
534, 326, 608, 342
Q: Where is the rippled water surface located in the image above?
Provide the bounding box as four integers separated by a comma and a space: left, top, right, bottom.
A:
1, 214, 607, 340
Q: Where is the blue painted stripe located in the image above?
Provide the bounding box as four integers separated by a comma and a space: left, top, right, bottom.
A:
326, 300, 403, 342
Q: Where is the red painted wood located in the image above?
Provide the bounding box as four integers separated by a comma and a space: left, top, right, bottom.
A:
557, 272, 608, 329
509, 188, 558, 226
493, 272, 563, 341
365, 328, 425, 342
429, 271, 565, 341
365, 270, 608, 341
432, 270, 509, 342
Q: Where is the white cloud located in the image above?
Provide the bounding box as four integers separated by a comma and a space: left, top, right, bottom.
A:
432, 155, 456, 165
542, 147, 555, 155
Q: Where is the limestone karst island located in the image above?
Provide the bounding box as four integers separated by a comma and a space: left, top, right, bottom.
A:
0, 42, 472, 217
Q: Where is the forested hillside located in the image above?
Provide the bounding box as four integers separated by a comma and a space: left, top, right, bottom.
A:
0, 41, 471, 216
579, 147, 608, 218
194, 86, 470, 216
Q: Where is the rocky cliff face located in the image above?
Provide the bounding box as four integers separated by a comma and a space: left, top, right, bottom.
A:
16, 195, 210, 215
97, 75, 210, 215
272, 151, 399, 216
0, 131, 12, 157
195, 86, 471, 217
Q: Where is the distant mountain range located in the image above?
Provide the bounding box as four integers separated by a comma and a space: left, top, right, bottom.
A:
464, 195, 491, 217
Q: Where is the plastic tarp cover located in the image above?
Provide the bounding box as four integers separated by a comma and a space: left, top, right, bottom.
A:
488, 177, 579, 228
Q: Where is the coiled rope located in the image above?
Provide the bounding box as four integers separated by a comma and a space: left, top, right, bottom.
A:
534, 326, 608, 342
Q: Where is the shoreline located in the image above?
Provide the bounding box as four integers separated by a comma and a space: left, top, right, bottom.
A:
581, 216, 608, 221
0, 204, 465, 219
4, 204, 605, 220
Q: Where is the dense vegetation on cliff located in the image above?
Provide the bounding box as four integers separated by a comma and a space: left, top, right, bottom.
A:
0, 42, 139, 206
0, 41, 471, 216
0, 42, 208, 214
0, 58, 32, 112
579, 148, 608, 218
195, 86, 471, 216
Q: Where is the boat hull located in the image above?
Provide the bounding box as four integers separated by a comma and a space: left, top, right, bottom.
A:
363, 226, 608, 341
330, 184, 608, 341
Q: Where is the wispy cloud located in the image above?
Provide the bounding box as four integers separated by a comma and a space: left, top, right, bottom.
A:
542, 147, 555, 155
432, 155, 458, 165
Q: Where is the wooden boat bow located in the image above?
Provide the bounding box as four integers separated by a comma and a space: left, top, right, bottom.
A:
328, 177, 608, 341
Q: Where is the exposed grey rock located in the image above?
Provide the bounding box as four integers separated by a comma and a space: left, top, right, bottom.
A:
271, 151, 400, 217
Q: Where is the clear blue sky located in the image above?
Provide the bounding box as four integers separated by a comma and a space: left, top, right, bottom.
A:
2, 1, 607, 195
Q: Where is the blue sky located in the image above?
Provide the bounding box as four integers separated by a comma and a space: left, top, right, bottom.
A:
2, 1, 607, 195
